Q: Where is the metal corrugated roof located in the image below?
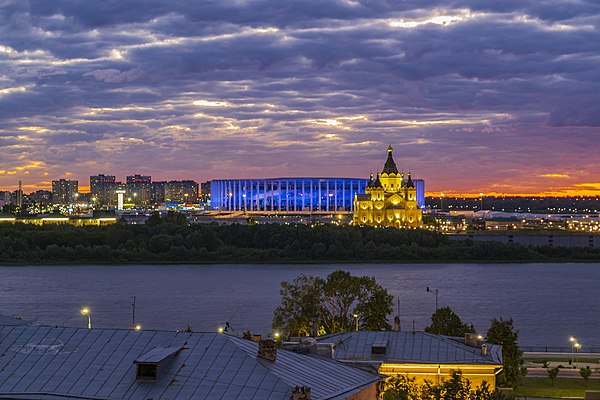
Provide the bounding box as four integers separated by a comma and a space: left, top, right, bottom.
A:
318, 331, 502, 365
134, 345, 181, 363
0, 325, 381, 400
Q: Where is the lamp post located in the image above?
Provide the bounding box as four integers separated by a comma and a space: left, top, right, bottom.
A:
569, 337, 576, 365
81, 307, 91, 329
426, 287, 439, 310
353, 313, 359, 331
574, 342, 581, 367
440, 193, 445, 212
479, 193, 484, 211
131, 296, 136, 327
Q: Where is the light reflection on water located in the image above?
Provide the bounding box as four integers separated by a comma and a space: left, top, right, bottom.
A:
0, 263, 598, 348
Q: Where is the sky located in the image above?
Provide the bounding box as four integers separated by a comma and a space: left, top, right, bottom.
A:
1, 0, 599, 196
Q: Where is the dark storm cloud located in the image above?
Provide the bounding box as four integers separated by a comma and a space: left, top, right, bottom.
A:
1, 0, 599, 194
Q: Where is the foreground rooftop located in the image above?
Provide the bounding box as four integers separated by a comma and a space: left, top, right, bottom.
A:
0, 324, 381, 400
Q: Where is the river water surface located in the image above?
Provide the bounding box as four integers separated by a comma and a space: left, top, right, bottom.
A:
0, 263, 597, 348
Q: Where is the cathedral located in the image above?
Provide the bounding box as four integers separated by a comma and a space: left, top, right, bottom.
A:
353, 146, 423, 228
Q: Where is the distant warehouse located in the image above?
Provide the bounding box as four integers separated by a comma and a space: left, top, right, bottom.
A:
210, 177, 424, 212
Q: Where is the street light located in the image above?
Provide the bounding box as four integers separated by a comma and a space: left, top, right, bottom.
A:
479, 193, 484, 211
569, 337, 576, 365
426, 287, 439, 310
353, 313, 359, 331
574, 342, 582, 366
134, 324, 142, 331
81, 307, 91, 329
440, 193, 445, 212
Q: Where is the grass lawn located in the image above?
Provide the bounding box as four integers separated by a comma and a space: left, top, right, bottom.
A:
515, 377, 600, 398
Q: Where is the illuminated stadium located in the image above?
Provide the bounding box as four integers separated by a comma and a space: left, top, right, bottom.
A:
210, 178, 424, 212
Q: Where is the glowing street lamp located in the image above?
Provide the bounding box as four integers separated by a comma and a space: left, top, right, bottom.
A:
479, 193, 484, 211
574, 342, 582, 366
569, 337, 576, 365
353, 313, 359, 331
81, 307, 91, 329
134, 324, 142, 331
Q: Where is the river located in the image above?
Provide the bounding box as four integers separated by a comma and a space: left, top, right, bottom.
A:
0, 263, 597, 348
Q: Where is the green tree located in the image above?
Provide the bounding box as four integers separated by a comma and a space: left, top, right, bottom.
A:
382, 374, 420, 400
486, 317, 524, 388
424, 306, 475, 337
580, 366, 592, 385
145, 212, 163, 227
272, 270, 393, 337
441, 371, 471, 400
547, 367, 559, 386
383, 370, 495, 400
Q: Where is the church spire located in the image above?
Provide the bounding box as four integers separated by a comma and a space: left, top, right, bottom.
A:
406, 171, 415, 188
382, 145, 399, 174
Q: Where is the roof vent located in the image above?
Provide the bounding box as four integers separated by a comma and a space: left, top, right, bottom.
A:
258, 339, 277, 362
290, 386, 311, 400
134, 346, 182, 381
371, 339, 388, 355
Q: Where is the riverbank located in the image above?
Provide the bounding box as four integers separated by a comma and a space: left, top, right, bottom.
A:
1, 223, 599, 264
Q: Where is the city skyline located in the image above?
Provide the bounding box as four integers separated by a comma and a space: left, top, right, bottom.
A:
1, 1, 599, 196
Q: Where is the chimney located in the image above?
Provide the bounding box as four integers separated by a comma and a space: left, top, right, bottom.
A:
393, 316, 401, 332
290, 386, 311, 400
464, 333, 479, 347
481, 344, 488, 356
258, 339, 277, 362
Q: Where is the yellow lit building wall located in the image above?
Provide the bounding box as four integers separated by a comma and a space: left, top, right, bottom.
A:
379, 363, 500, 390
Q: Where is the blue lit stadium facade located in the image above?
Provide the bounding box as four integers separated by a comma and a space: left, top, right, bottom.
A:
211, 178, 424, 212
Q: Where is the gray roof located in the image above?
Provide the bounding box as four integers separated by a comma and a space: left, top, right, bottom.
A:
317, 331, 502, 366
134, 346, 181, 363
0, 325, 381, 400
355, 194, 370, 201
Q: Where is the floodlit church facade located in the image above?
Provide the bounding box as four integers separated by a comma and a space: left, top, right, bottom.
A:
353, 146, 423, 228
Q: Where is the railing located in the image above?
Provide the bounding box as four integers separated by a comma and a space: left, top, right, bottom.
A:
521, 346, 600, 353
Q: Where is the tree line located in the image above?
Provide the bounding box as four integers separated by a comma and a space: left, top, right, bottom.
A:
0, 218, 599, 263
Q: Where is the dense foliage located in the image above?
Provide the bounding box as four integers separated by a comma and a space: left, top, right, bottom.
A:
272, 270, 393, 336
486, 317, 525, 388
0, 221, 599, 263
383, 371, 510, 400
425, 306, 476, 337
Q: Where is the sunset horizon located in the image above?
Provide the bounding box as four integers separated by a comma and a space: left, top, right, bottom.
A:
2, 2, 599, 197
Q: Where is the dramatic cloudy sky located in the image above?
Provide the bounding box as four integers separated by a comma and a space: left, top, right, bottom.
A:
1, 0, 599, 195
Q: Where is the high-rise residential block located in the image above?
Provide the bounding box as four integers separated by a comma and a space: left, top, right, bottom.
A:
90, 174, 117, 205
165, 180, 199, 203
52, 179, 79, 205
126, 174, 152, 205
